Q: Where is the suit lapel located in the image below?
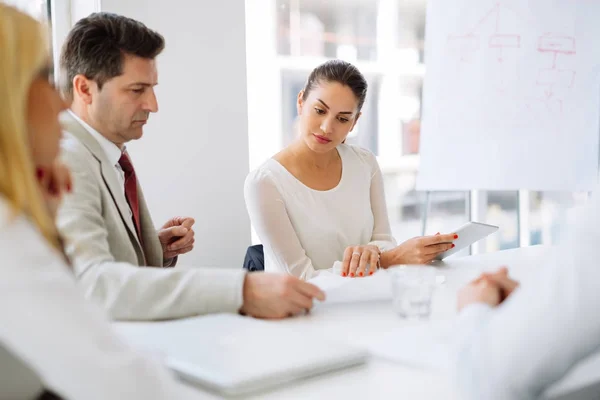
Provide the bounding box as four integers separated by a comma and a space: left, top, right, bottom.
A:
60, 113, 145, 261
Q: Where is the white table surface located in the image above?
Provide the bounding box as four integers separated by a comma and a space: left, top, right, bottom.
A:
115, 245, 600, 399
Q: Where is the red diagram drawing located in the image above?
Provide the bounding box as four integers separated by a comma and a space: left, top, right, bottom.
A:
535, 33, 577, 112
446, 1, 577, 114
447, 2, 522, 63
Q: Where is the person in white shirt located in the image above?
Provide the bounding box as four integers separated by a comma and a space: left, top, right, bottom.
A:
55, 12, 324, 321
0, 5, 201, 398
455, 192, 600, 399
245, 60, 458, 280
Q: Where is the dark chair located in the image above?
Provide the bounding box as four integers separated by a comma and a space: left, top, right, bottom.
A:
243, 244, 264, 272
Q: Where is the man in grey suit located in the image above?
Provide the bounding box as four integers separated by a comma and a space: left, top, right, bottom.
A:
56, 13, 324, 321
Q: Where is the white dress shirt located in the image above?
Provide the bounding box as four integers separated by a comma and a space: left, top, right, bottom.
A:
245, 144, 396, 280
455, 190, 600, 399
0, 197, 201, 399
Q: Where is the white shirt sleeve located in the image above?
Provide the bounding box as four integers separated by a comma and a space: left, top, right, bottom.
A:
245, 169, 320, 280
0, 215, 198, 400
454, 193, 600, 399
362, 149, 397, 251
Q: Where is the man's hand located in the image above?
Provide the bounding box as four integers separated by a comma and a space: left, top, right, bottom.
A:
239, 273, 326, 319
158, 217, 195, 260
457, 267, 520, 312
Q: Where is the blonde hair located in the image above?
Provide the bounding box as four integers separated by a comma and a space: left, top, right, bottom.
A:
0, 4, 61, 250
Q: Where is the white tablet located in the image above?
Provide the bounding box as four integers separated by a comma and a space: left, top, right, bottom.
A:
435, 221, 499, 260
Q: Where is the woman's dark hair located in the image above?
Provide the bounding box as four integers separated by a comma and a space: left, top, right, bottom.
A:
302, 59, 368, 112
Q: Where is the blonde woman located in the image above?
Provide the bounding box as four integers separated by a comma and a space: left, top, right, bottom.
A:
0, 5, 200, 399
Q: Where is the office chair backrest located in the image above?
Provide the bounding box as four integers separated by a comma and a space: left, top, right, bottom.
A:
243, 244, 264, 272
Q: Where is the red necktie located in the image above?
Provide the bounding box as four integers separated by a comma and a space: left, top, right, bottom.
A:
118, 151, 143, 244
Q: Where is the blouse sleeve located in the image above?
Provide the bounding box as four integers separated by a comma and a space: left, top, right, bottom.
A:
244, 169, 321, 280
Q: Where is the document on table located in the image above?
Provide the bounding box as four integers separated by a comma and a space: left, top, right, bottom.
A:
309, 266, 393, 304
309, 264, 453, 371
366, 321, 454, 371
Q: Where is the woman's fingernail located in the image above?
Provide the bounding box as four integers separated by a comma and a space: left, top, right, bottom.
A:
36, 168, 44, 179
436, 232, 440, 235
454, 234, 459, 239
451, 244, 455, 248
369, 271, 374, 276
67, 183, 72, 192
349, 273, 355, 277
342, 272, 347, 277
359, 272, 364, 277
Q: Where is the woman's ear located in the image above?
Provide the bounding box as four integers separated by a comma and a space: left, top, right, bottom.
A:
350, 111, 362, 132
296, 90, 304, 115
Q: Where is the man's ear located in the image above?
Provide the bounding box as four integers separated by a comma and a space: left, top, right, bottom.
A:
72, 74, 95, 105
296, 90, 305, 115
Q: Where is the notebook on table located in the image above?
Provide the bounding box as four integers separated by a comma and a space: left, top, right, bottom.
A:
114, 314, 368, 397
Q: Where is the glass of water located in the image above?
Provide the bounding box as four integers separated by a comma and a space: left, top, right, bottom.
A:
391, 266, 437, 319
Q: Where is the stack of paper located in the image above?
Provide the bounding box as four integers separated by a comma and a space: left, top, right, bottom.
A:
309, 269, 393, 304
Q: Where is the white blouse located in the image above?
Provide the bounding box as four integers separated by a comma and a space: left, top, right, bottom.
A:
0, 197, 198, 400
245, 144, 397, 280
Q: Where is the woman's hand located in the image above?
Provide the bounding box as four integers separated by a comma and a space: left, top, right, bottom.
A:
381, 233, 457, 266
340, 244, 381, 277
36, 160, 72, 219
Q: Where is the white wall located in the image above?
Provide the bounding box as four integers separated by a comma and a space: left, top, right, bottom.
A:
99, 0, 251, 268
245, 0, 280, 172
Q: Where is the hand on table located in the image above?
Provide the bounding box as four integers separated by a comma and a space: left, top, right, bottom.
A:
340, 244, 381, 277
239, 273, 326, 319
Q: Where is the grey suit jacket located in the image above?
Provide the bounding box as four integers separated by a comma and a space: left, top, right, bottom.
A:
57, 112, 246, 321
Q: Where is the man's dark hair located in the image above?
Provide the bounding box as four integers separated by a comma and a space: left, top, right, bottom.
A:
59, 12, 165, 99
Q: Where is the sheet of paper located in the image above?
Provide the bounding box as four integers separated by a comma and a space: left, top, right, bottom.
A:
309, 267, 393, 305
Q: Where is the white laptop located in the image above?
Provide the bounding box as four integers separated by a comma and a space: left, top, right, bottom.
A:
114, 314, 368, 397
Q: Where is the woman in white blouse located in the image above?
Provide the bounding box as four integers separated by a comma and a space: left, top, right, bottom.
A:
245, 60, 458, 281
0, 5, 198, 399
